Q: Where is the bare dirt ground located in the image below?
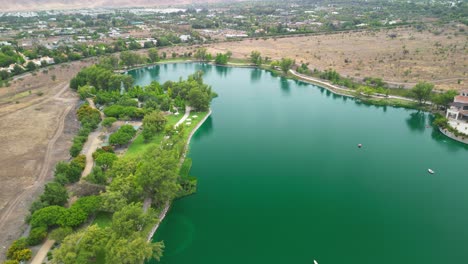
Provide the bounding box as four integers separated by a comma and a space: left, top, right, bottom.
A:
0, 60, 93, 260
163, 26, 467, 91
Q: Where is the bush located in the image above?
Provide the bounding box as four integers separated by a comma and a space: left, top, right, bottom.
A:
41, 182, 68, 206
102, 117, 117, 127
29, 200, 50, 215
11, 248, 32, 262
49, 227, 73, 242
6, 238, 27, 260
30, 206, 66, 228
72, 195, 101, 215
104, 105, 145, 119
3, 260, 20, 264
27, 226, 47, 246
109, 125, 136, 146
85, 167, 106, 184
57, 207, 87, 227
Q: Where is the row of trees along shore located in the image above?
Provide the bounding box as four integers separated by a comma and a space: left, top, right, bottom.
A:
248, 50, 459, 111
4, 51, 216, 264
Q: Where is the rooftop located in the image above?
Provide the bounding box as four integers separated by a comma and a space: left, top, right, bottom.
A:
454, 95, 468, 104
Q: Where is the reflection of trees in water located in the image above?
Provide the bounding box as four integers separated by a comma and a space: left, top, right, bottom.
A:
406, 111, 426, 133
250, 68, 262, 82
149, 65, 160, 79
195, 63, 212, 74
280, 77, 290, 94
332, 92, 341, 100
294, 79, 307, 87
215, 65, 231, 78
193, 116, 214, 141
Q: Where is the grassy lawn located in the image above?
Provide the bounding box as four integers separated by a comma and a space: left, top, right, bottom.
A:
125, 114, 181, 157
228, 58, 251, 65
180, 158, 192, 178
180, 111, 209, 139
92, 211, 112, 228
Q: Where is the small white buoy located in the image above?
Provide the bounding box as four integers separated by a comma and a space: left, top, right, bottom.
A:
358, 143, 362, 148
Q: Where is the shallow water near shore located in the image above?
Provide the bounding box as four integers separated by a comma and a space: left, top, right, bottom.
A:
129, 63, 468, 264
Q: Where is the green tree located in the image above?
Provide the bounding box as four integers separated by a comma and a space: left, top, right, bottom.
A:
11, 249, 32, 262
188, 88, 210, 111
120, 51, 145, 67
52, 225, 108, 264
58, 206, 88, 227
214, 52, 231, 65
136, 148, 180, 206
194, 47, 209, 61
250, 51, 262, 66
41, 182, 68, 206
432, 90, 458, 109
27, 226, 47, 245
102, 117, 117, 127
49, 227, 73, 242
95, 152, 118, 171
148, 48, 159, 63
411, 82, 434, 105
111, 203, 150, 237
105, 234, 164, 264
26, 61, 36, 71
6, 238, 28, 260
279, 58, 294, 73
30, 205, 66, 228
142, 111, 167, 141
109, 125, 136, 146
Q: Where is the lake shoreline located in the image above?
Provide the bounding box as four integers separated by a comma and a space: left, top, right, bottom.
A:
146, 108, 212, 242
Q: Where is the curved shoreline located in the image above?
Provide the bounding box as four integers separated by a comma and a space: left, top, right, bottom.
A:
147, 108, 212, 242
439, 127, 468, 145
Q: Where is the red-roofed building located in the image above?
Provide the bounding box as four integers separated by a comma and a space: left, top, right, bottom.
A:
447, 90, 468, 120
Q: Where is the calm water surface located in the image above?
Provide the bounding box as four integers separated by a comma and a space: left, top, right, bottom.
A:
130, 63, 468, 264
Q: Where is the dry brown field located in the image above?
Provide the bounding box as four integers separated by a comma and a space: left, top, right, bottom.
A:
164, 26, 468, 91
0, 60, 94, 260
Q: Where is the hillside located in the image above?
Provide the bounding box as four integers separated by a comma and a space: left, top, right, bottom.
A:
0, 0, 242, 12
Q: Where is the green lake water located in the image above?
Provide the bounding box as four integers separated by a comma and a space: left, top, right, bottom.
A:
129, 63, 468, 264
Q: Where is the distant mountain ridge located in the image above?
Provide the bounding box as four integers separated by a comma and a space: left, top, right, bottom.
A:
0, 0, 243, 12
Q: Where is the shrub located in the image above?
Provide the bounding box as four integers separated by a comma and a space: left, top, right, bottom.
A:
109, 125, 136, 146
57, 207, 87, 228
49, 227, 73, 242
40, 182, 68, 206
102, 117, 117, 127
11, 248, 32, 262
30, 206, 66, 228
6, 238, 27, 260
27, 226, 47, 246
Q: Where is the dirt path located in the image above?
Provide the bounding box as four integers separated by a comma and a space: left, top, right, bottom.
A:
30, 239, 55, 264
28, 99, 102, 264
80, 99, 105, 179
80, 130, 103, 179
289, 70, 428, 104
0, 86, 73, 232
175, 106, 192, 128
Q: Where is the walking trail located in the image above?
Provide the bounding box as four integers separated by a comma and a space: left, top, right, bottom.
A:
30, 98, 104, 264
289, 70, 427, 104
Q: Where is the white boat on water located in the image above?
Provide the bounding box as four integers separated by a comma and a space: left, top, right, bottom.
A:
428, 169, 435, 174
314, 260, 318, 264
